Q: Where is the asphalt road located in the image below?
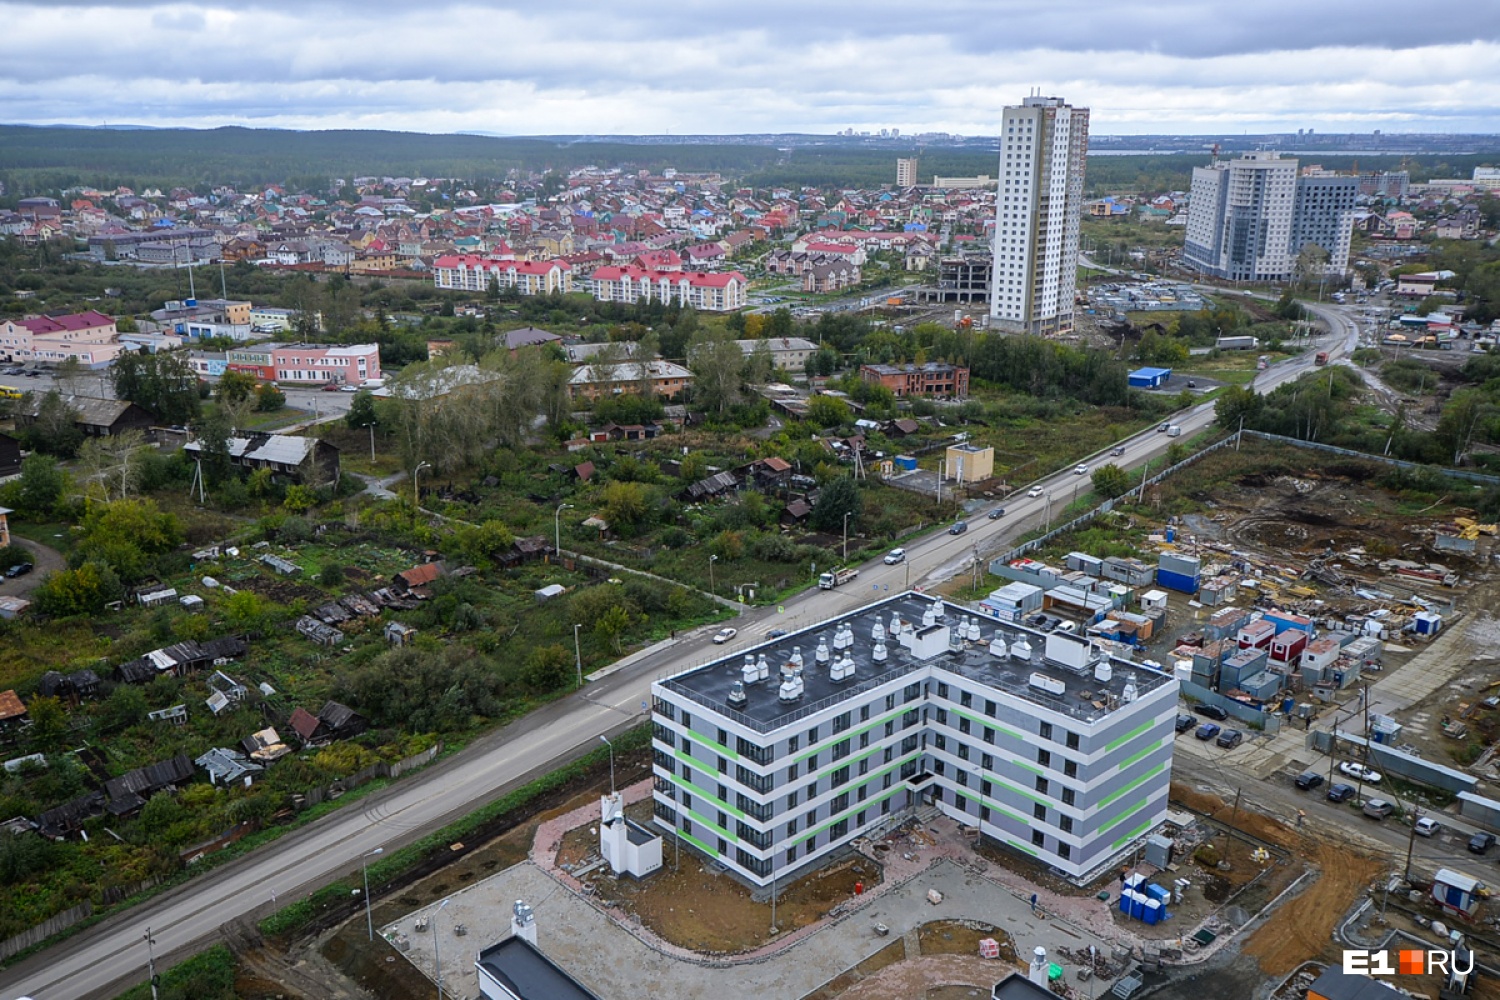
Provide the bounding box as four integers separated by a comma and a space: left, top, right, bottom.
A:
0, 312, 1358, 1000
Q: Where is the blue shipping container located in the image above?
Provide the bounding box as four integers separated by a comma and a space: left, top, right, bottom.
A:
1157, 569, 1199, 593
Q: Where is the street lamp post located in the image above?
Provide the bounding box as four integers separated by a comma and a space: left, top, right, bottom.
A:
554, 502, 573, 561
600, 735, 615, 795
842, 511, 851, 563
362, 846, 384, 941
573, 623, 584, 688
1044, 491, 1054, 531
709, 554, 718, 595
433, 898, 451, 1000
413, 461, 431, 509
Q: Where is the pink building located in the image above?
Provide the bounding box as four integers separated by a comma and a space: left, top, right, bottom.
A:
588, 266, 747, 312
0, 310, 122, 366
271, 343, 380, 386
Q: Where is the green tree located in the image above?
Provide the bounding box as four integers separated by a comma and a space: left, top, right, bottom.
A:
1215, 384, 1265, 431
216, 370, 259, 404
255, 385, 287, 412
16, 453, 65, 517
196, 406, 235, 487
687, 327, 747, 414
1091, 464, 1132, 499
110, 351, 200, 424
805, 394, 851, 428
25, 695, 67, 750
20, 390, 84, 458
96, 684, 148, 734
31, 560, 124, 616
810, 476, 863, 533
73, 497, 183, 580
594, 603, 634, 653
600, 480, 653, 536
344, 389, 379, 430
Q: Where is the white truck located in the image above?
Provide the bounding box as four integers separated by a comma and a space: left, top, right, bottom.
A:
818, 567, 859, 590
1166, 425, 1182, 437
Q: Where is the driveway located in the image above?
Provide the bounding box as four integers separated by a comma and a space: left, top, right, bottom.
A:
0, 534, 65, 596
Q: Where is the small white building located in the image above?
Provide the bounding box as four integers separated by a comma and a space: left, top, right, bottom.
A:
598, 792, 662, 879
1139, 589, 1169, 613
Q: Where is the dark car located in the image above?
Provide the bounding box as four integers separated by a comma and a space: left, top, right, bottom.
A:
948, 521, 968, 535
767, 629, 788, 639
5, 562, 33, 578
1193, 704, 1229, 721
1110, 446, 1125, 457
1194, 723, 1221, 741
1327, 782, 1357, 803
1469, 832, 1496, 855
1294, 771, 1325, 791
987, 508, 1005, 520
1175, 714, 1197, 734
1215, 728, 1244, 749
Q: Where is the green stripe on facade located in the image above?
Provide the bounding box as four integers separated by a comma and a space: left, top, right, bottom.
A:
792, 706, 908, 764
989, 774, 1047, 805
667, 774, 745, 819
1111, 818, 1156, 850
1099, 798, 1150, 834
951, 786, 1027, 826
1098, 763, 1165, 809
949, 706, 1024, 742
802, 751, 922, 840
1105, 720, 1154, 752
671, 747, 696, 769
814, 743, 881, 782
679, 830, 718, 858
1009, 757, 1044, 775
682, 806, 736, 843
1006, 838, 1040, 856
1117, 740, 1162, 771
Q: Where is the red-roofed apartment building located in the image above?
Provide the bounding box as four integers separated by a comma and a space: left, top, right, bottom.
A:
432, 254, 573, 296
0, 310, 122, 366
589, 267, 747, 312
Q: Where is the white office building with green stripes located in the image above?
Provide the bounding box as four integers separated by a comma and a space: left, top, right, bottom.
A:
649, 592, 1177, 887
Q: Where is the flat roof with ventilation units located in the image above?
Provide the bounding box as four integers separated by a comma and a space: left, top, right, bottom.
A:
660, 592, 1171, 733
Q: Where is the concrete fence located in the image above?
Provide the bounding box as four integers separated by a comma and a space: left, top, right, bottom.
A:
0, 902, 93, 961
304, 742, 443, 808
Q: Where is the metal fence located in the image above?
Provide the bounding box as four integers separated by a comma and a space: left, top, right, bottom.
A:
1241, 430, 1500, 487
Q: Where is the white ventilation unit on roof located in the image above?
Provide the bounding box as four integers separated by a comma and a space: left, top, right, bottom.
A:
742, 655, 758, 685
788, 647, 804, 672
871, 619, 887, 644
779, 669, 804, 702
756, 653, 770, 682
815, 635, 831, 664
889, 610, 903, 637
728, 680, 747, 708
1010, 636, 1033, 661
989, 632, 1009, 657
966, 617, 981, 642
922, 604, 938, 628
1122, 673, 1138, 703
1094, 660, 1113, 683
1029, 672, 1067, 697
873, 639, 888, 663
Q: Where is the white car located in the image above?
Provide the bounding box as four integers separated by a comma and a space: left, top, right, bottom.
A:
1413, 817, 1441, 837
883, 548, 906, 565
1339, 761, 1383, 784
712, 627, 738, 644
1026, 486, 1044, 498
340, 384, 360, 392
1073, 464, 1089, 476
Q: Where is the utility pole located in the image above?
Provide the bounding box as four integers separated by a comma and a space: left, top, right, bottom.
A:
1405, 809, 1421, 882
144, 927, 159, 1000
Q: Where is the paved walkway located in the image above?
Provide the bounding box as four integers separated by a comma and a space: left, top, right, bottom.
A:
384, 786, 1276, 1000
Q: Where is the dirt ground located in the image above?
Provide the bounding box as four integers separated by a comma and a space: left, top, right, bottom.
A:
917, 920, 1015, 961
801, 922, 1016, 1000
577, 805, 883, 954
1241, 838, 1384, 976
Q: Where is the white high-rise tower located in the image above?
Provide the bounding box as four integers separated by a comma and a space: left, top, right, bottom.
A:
989, 94, 1090, 336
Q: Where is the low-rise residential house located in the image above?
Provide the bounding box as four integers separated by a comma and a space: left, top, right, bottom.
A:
0, 689, 27, 732
803, 261, 861, 293
0, 432, 22, 477
195, 748, 263, 786
18, 396, 155, 438
567, 360, 694, 401
859, 362, 970, 398
393, 561, 445, 596
500, 327, 563, 353
0, 310, 122, 366
184, 433, 340, 485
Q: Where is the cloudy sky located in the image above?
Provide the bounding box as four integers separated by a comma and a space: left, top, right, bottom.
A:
4, 0, 1500, 135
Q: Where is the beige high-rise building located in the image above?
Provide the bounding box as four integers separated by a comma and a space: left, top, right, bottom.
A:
989, 95, 1090, 337
896, 157, 919, 188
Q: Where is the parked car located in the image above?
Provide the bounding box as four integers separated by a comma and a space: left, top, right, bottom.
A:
883, 548, 906, 565
1194, 723, 1221, 741
1215, 728, 1244, 749
1175, 714, 1197, 734
948, 521, 968, 535
321, 382, 341, 392
766, 629, 788, 639
1470, 832, 1496, 854
340, 384, 360, 392
1327, 783, 1357, 803
1073, 464, 1089, 476
1413, 817, 1441, 837
1192, 704, 1229, 721
1362, 799, 1395, 820
1339, 761, 1383, 784
712, 627, 738, 645
987, 508, 1006, 520
1026, 486, 1044, 498
1294, 771, 1324, 791
4, 562, 33, 578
